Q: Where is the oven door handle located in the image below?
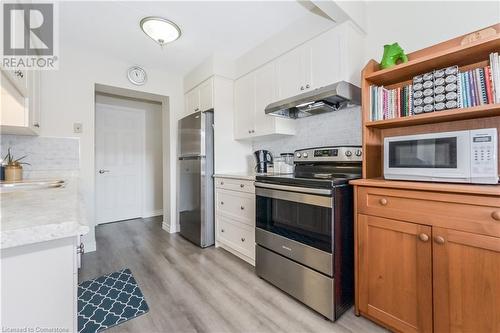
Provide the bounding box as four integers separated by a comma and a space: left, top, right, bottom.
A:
255, 185, 332, 208
254, 182, 332, 196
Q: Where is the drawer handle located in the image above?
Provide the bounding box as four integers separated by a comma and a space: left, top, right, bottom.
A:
240, 184, 244, 188
379, 198, 388, 206
434, 236, 445, 245
241, 238, 245, 242
221, 229, 224, 233
220, 201, 224, 205
492, 211, 500, 221
418, 233, 429, 242
240, 206, 244, 210
220, 181, 224, 185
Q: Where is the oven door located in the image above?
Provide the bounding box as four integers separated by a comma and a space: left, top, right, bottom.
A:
383, 130, 470, 182
255, 183, 333, 275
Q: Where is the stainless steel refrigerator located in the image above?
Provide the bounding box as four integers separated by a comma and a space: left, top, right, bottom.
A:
178, 110, 214, 247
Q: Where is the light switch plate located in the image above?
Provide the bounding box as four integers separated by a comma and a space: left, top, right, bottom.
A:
73, 123, 83, 133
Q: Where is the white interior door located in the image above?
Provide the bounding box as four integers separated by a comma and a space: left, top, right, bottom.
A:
96, 104, 144, 224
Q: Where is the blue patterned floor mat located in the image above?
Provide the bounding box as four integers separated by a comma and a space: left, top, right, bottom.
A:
78, 268, 149, 333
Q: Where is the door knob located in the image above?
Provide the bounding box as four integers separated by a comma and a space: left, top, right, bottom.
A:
221, 229, 224, 233
98, 169, 110, 174
240, 206, 245, 210
306, 84, 310, 88
418, 233, 429, 242
240, 184, 244, 188
300, 86, 305, 91
241, 238, 245, 242
434, 236, 445, 244
220, 201, 224, 205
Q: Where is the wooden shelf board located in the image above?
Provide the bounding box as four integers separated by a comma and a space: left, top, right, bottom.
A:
349, 178, 500, 196
365, 36, 500, 86
365, 104, 500, 129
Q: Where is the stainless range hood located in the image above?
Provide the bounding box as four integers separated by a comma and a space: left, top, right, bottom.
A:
265, 81, 361, 119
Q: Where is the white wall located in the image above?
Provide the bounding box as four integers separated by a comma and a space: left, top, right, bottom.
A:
363, 1, 500, 64
40, 42, 183, 250
95, 94, 163, 217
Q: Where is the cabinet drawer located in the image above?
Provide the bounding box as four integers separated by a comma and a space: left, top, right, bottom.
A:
357, 187, 500, 237
216, 189, 255, 227
215, 178, 254, 193
217, 216, 255, 259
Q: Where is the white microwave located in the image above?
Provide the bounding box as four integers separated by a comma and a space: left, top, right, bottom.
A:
384, 128, 498, 184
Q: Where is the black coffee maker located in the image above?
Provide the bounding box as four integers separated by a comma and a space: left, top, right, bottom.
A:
254, 150, 273, 174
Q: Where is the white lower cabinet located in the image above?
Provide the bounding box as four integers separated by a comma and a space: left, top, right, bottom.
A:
215, 176, 255, 265
1, 236, 79, 332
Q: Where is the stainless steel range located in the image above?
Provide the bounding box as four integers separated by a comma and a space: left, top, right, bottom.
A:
255, 146, 362, 321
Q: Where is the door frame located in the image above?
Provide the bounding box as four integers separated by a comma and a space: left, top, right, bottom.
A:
95, 102, 146, 224
93, 84, 173, 236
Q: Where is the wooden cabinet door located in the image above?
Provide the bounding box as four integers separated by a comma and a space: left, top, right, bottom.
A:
199, 78, 213, 111
433, 228, 500, 333
233, 72, 255, 140
254, 61, 277, 136
358, 214, 433, 333
276, 46, 304, 100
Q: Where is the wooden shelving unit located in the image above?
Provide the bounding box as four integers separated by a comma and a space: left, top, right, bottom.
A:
365, 103, 500, 129
359, 23, 500, 185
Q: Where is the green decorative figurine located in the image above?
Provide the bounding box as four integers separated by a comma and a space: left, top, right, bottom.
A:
380, 43, 409, 69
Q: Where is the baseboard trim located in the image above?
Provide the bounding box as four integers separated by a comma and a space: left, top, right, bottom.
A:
142, 209, 163, 218
162, 220, 174, 233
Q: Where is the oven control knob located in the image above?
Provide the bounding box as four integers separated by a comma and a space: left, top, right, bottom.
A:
303, 152, 308, 158
296, 152, 301, 158
355, 149, 362, 157
345, 150, 353, 157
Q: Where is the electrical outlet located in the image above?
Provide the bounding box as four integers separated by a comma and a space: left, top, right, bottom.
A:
73, 123, 83, 133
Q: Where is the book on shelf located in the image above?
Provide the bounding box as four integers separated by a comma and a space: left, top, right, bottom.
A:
369, 52, 500, 122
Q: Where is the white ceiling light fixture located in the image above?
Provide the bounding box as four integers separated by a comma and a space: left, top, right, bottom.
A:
140, 16, 181, 47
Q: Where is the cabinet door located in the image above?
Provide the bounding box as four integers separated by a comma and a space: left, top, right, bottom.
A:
254, 61, 277, 136
358, 214, 433, 333
433, 228, 500, 333
186, 89, 200, 115
276, 46, 304, 100
234, 73, 255, 140
28, 70, 41, 132
199, 78, 213, 111
308, 28, 343, 90
1, 69, 28, 127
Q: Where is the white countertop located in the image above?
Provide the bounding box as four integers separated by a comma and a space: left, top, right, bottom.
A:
214, 173, 256, 181
1, 176, 89, 249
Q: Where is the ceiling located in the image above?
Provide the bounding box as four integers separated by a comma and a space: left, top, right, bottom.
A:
59, 1, 322, 75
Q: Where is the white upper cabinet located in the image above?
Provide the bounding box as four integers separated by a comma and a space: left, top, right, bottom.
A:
308, 28, 343, 90
254, 61, 278, 136
184, 77, 214, 115
199, 78, 214, 111
234, 61, 295, 140
276, 46, 306, 100
276, 22, 364, 101
0, 68, 41, 135
234, 72, 255, 139
234, 22, 363, 141
185, 88, 200, 115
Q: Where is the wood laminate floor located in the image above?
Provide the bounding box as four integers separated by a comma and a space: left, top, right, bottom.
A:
80, 217, 386, 333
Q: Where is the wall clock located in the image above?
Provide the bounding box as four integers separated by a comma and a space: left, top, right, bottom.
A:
127, 66, 147, 85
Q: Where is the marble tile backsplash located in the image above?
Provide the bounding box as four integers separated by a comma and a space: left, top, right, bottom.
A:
1, 135, 80, 171
253, 107, 362, 155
